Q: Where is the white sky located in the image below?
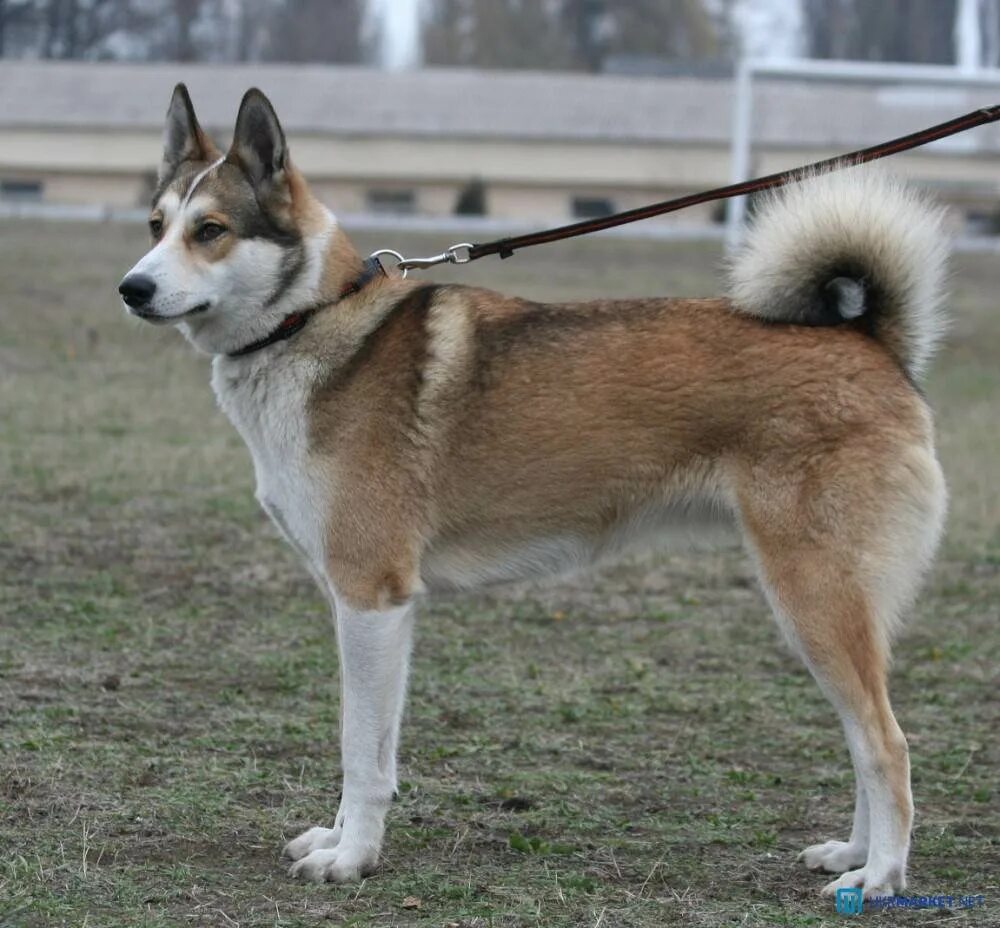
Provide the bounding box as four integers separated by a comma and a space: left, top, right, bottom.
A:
369, 0, 423, 70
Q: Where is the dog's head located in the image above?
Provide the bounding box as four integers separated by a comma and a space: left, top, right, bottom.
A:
119, 85, 335, 354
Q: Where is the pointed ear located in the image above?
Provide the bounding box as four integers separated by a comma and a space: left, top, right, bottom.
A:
226, 88, 287, 189
160, 84, 219, 181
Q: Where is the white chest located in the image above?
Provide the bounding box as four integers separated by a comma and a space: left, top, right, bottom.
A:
211, 354, 328, 573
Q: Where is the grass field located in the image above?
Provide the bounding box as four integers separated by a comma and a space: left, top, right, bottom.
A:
0, 219, 997, 928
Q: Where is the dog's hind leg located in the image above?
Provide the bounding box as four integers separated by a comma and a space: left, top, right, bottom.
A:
762, 576, 911, 898
737, 440, 945, 897
287, 596, 414, 882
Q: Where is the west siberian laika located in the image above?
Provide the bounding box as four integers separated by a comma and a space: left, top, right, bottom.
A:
120, 85, 948, 897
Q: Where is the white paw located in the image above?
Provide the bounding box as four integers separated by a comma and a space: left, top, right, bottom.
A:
798, 839, 868, 873
821, 865, 903, 899
283, 825, 342, 862
288, 844, 378, 883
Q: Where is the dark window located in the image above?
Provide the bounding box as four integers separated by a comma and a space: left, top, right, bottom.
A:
367, 189, 416, 215
965, 209, 1000, 236
0, 179, 43, 203
572, 196, 614, 219
455, 178, 487, 216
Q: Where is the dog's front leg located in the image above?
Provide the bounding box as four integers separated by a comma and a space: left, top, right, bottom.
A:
286, 596, 414, 883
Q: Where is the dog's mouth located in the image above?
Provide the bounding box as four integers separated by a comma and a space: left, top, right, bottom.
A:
129, 302, 211, 324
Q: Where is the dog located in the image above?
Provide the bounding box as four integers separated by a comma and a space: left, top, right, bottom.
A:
119, 84, 948, 897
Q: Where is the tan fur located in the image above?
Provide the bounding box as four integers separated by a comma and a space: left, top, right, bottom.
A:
295, 282, 939, 610
287, 175, 944, 893
124, 86, 950, 892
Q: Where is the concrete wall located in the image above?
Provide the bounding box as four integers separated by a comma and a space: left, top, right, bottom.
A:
1, 127, 997, 226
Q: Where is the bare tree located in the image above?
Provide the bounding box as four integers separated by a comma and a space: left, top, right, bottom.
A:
42, 0, 61, 56
804, 0, 958, 64
423, 0, 721, 72
172, 0, 198, 60
566, 0, 720, 66
3, 0, 164, 60
0, 0, 40, 56
261, 0, 364, 63
234, 0, 277, 61
4, 0, 732, 65
985, 0, 1000, 67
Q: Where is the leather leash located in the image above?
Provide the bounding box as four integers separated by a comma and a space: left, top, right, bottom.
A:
393, 104, 1000, 272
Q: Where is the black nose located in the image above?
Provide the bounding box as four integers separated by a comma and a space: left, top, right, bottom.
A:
118, 274, 157, 309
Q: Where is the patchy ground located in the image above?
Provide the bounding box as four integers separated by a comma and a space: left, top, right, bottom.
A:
0, 221, 996, 927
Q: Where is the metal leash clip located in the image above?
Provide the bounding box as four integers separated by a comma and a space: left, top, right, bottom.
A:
378, 243, 473, 277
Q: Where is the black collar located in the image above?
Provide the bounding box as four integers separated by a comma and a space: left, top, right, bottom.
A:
226, 256, 385, 359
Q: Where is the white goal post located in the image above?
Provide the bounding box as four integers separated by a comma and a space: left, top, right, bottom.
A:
724, 57, 1000, 251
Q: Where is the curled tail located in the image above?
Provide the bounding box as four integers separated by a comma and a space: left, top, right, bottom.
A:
727, 166, 950, 382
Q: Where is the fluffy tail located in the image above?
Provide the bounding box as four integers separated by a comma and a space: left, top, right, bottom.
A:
727, 166, 950, 382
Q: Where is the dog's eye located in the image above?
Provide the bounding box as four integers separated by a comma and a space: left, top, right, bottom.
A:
195, 222, 227, 244
149, 218, 163, 238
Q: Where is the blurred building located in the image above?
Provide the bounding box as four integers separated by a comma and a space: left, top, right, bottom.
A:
1, 60, 998, 230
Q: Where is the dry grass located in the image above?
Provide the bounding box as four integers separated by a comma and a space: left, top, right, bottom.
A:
0, 220, 997, 927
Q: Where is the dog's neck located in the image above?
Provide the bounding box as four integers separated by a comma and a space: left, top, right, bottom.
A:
285, 167, 368, 309
226, 252, 385, 359
314, 221, 367, 307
